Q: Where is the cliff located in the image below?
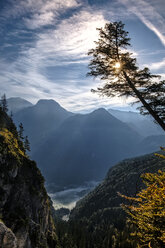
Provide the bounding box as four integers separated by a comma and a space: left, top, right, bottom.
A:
0, 107, 59, 248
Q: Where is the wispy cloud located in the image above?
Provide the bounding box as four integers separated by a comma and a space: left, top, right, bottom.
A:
119, 0, 165, 46
37, 10, 106, 59
1, 0, 80, 21
145, 58, 165, 70
0, 6, 108, 110
24, 11, 55, 29
24, 0, 82, 29
0, 0, 164, 112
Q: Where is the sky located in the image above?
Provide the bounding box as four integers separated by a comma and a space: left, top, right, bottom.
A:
0, 0, 165, 112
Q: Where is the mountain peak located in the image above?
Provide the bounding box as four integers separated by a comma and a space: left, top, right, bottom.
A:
91, 108, 112, 116
8, 97, 32, 104
36, 99, 60, 107
7, 97, 33, 113
90, 108, 119, 121
93, 107, 107, 113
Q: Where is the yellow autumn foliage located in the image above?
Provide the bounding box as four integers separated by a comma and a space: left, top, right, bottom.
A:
121, 165, 165, 247
0, 128, 26, 160
155, 147, 165, 159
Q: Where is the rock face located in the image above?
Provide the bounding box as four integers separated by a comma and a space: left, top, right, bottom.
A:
0, 222, 17, 248
0, 108, 59, 248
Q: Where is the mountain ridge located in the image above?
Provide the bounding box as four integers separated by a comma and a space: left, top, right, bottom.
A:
33, 107, 143, 187
11, 97, 165, 188
13, 99, 73, 151
7, 97, 33, 114
67, 151, 165, 247
108, 108, 164, 137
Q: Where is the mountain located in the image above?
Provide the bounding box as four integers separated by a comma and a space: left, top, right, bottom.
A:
0, 107, 59, 247
13, 98, 164, 189
7, 97, 33, 113
108, 108, 164, 137
33, 108, 144, 187
140, 134, 165, 154
67, 152, 165, 248
14, 99, 73, 151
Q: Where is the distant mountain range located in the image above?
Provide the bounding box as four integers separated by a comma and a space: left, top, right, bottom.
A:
33, 108, 142, 186
12, 99, 73, 151
9, 97, 165, 188
108, 108, 164, 137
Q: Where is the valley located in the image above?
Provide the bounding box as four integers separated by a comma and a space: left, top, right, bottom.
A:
9, 97, 165, 213
0, 97, 164, 247
0, 3, 165, 246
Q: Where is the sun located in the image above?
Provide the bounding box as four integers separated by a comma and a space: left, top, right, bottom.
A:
114, 62, 121, 69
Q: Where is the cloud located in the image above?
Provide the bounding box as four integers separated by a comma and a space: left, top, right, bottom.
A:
145, 58, 165, 70
12, 8, 107, 79
0, 0, 164, 112
0, 2, 109, 111
119, 0, 165, 46
24, 0, 82, 29
37, 10, 106, 58
1, 0, 80, 20
24, 11, 55, 29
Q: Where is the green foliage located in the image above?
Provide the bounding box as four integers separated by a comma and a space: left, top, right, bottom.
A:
24, 135, 31, 152
18, 122, 24, 140
17, 123, 31, 154
1, 94, 8, 113
138, 80, 165, 121
56, 217, 136, 248
88, 21, 158, 98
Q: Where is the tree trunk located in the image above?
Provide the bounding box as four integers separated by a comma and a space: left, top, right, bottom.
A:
123, 71, 165, 132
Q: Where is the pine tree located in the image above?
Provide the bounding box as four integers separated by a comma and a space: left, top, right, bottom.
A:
120, 149, 165, 248
121, 170, 165, 248
1, 94, 8, 113
87, 21, 165, 131
18, 122, 24, 141
10, 111, 13, 118
24, 136, 30, 152
138, 80, 165, 121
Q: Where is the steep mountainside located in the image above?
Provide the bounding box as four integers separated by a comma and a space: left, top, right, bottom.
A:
139, 134, 165, 154
68, 152, 165, 247
14, 99, 73, 151
108, 108, 164, 137
0, 108, 59, 248
33, 108, 143, 187
7, 97, 33, 114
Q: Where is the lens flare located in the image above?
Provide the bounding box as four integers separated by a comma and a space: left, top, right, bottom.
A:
114, 62, 121, 69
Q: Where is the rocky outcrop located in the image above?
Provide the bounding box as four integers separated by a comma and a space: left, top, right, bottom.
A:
0, 221, 17, 248
0, 108, 59, 248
